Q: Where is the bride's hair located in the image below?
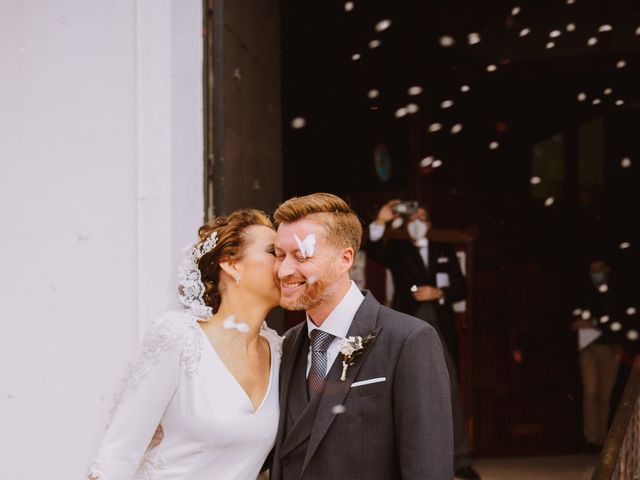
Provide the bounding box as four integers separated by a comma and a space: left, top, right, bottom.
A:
196, 209, 273, 313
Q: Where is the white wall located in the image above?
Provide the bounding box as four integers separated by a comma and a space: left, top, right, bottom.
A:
0, 1, 203, 477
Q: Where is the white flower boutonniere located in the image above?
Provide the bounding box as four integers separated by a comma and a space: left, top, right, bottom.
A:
338, 334, 376, 381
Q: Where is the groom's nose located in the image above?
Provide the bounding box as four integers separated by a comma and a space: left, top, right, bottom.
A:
277, 255, 297, 279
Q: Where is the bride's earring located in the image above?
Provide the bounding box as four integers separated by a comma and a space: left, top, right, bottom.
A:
234, 274, 241, 286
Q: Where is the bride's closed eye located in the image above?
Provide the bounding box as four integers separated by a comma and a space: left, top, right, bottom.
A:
265, 245, 276, 256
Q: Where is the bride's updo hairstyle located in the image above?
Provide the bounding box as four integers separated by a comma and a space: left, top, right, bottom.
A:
196, 209, 273, 314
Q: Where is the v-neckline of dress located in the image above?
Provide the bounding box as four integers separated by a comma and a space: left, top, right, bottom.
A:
197, 325, 274, 414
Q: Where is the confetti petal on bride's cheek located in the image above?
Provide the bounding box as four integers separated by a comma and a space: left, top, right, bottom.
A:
331, 405, 347, 415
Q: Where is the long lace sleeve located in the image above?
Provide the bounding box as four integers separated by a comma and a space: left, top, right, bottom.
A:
88, 311, 198, 479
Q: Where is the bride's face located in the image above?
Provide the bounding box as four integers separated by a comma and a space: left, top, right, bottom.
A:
234, 225, 280, 307
273, 218, 343, 311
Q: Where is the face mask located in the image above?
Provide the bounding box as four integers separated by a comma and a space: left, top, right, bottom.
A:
407, 219, 428, 241
590, 272, 607, 286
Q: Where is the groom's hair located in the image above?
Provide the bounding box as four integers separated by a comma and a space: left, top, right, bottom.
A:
274, 193, 363, 252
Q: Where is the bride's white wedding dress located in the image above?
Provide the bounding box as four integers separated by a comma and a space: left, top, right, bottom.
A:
88, 310, 282, 480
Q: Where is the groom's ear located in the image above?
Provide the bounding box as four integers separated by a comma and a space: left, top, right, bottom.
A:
339, 247, 355, 273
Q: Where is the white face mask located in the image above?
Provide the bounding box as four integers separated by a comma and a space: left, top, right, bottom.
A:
407, 219, 428, 241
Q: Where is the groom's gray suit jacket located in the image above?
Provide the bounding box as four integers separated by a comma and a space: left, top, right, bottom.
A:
271, 291, 453, 480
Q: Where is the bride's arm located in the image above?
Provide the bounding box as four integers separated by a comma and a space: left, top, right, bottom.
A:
87, 316, 184, 479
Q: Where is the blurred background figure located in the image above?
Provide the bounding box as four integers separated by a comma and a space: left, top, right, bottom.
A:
571, 257, 621, 454
366, 199, 479, 480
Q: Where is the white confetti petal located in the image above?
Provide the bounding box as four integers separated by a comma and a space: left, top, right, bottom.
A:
344, 2, 354, 12
549, 30, 562, 38
489, 141, 499, 150
600, 315, 610, 324
566, 0, 575, 4
611, 322, 622, 332
369, 39, 381, 49
293, 233, 316, 258
544, 196, 555, 207
626, 307, 637, 316
616, 60, 627, 69
587, 37, 598, 46
306, 276, 318, 285
603, 88, 613, 96
468, 32, 481, 45
592, 98, 601, 105
420, 156, 434, 168
291, 117, 306, 129
428, 123, 443, 133
621, 157, 632, 168
408, 86, 423, 96
598, 284, 609, 293
395, 107, 408, 118
410, 285, 418, 293
375, 19, 392, 32
451, 123, 463, 134
512, 6, 521, 16
598, 24, 613, 33
546, 41, 555, 49
566, 23, 576, 32
439, 35, 455, 47
619, 241, 631, 249
487, 64, 497, 72
406, 103, 419, 114
530, 176, 542, 185
636, 26, 640, 36
627, 330, 639, 341
572, 308, 583, 316
441, 99, 454, 109
368, 89, 380, 99
519, 28, 531, 38
581, 310, 592, 320
577, 92, 587, 102
331, 404, 347, 415
461, 85, 471, 93
432, 159, 443, 168
615, 99, 625, 106
223, 315, 250, 333
351, 53, 361, 61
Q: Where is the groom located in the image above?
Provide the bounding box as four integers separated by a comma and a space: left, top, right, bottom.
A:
270, 193, 453, 479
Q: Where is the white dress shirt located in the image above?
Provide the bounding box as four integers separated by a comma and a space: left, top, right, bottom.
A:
306, 281, 365, 377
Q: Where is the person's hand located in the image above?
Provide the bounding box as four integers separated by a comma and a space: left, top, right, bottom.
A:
570, 318, 594, 331
412, 285, 443, 302
149, 425, 164, 449
375, 199, 402, 225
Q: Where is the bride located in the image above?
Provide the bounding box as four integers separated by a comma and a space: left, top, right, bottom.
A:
88, 209, 283, 480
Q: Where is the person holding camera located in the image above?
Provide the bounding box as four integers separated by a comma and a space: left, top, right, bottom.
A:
366, 199, 479, 480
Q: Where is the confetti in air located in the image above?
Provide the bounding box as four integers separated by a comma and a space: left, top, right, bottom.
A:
577, 92, 587, 101
530, 176, 542, 185
604, 88, 613, 96
375, 19, 392, 32
598, 24, 613, 33
468, 33, 481, 45
441, 100, 454, 109
627, 307, 637, 316
566, 23, 576, 32
621, 158, 632, 168
572, 308, 583, 316
439, 35, 455, 47
592, 98, 601, 105
451, 123, 463, 134
611, 322, 622, 332
344, 2, 354, 12
546, 42, 555, 49
410, 285, 418, 293
331, 405, 347, 415
581, 310, 592, 320
351, 53, 361, 61
549, 30, 562, 38
408, 86, 423, 96
432, 159, 443, 168
489, 141, 500, 150
616, 60, 627, 69
598, 284, 609, 293
587, 37, 598, 46
395, 107, 408, 118
293, 234, 317, 258
428, 123, 443, 133
291, 117, 306, 129
461, 85, 471, 93
420, 156, 434, 168
368, 89, 380, 99
600, 315, 610, 324
487, 64, 497, 72
223, 315, 250, 333
544, 196, 555, 207
566, 0, 575, 4
615, 100, 625, 106
511, 6, 521, 16
519, 28, 531, 37
369, 39, 381, 49
628, 330, 639, 341
619, 241, 631, 249
406, 103, 420, 114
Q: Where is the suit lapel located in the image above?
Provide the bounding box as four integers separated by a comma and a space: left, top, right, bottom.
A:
299, 292, 382, 476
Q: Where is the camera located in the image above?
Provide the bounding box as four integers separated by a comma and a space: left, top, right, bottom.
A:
392, 201, 419, 215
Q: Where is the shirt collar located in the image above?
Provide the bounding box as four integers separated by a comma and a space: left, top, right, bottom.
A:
414, 238, 429, 248
306, 281, 365, 340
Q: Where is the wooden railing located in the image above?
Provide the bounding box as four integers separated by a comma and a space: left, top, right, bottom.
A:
592, 356, 640, 480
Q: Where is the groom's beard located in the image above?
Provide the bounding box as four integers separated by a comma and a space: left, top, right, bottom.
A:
279, 268, 339, 312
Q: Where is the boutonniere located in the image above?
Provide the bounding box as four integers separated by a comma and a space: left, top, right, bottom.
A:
338, 334, 376, 381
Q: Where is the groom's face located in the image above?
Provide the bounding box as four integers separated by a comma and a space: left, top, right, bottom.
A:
273, 218, 342, 311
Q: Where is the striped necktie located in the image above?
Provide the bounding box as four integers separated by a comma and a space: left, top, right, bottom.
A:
307, 329, 335, 399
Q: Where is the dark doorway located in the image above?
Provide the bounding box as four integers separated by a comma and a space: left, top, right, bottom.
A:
281, 0, 640, 456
